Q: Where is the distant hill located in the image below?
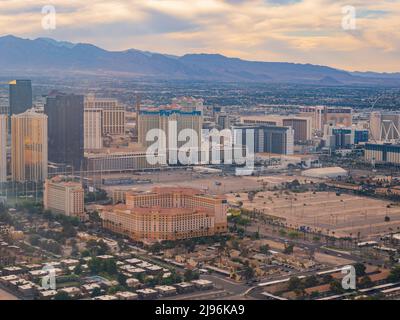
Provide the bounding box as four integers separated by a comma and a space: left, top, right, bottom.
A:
0, 35, 399, 85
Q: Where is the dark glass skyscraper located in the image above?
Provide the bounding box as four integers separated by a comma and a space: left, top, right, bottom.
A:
45, 92, 84, 170
9, 79, 33, 124
233, 125, 294, 155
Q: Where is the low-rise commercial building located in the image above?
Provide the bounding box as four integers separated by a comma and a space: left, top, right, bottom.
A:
85, 151, 161, 173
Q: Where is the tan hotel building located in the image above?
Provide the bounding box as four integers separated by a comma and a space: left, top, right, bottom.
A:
0, 115, 7, 183
44, 176, 85, 220
99, 187, 228, 241
85, 95, 126, 136
11, 109, 48, 182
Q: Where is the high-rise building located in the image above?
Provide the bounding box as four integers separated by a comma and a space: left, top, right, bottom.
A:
11, 109, 47, 182
233, 125, 294, 155
241, 115, 312, 142
44, 176, 85, 220
323, 124, 369, 149
217, 114, 231, 130
84, 108, 102, 150
299, 106, 352, 131
85, 95, 125, 135
369, 112, 400, 142
0, 115, 7, 182
0, 105, 8, 115
282, 118, 312, 142
99, 187, 227, 241
9, 80, 32, 116
369, 112, 382, 141
138, 109, 203, 163
45, 93, 84, 170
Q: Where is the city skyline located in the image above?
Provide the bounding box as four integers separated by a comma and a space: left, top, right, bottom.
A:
0, 0, 399, 72
2, 0, 400, 305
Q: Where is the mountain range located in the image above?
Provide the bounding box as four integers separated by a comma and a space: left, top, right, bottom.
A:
0, 35, 399, 85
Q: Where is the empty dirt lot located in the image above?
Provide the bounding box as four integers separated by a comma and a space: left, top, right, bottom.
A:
227, 190, 400, 239
103, 171, 307, 195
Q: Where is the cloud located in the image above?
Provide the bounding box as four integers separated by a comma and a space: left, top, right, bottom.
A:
0, 0, 399, 71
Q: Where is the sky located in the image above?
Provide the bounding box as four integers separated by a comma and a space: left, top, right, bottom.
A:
0, 0, 399, 72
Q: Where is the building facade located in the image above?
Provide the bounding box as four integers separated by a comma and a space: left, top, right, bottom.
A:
44, 177, 85, 219
45, 93, 84, 170
369, 112, 400, 142
282, 117, 312, 142
9, 80, 32, 116
85, 151, 161, 173
217, 114, 231, 130
0, 115, 7, 182
11, 109, 48, 182
85, 95, 125, 136
299, 106, 352, 131
241, 115, 312, 142
138, 109, 203, 164
99, 187, 228, 241
84, 108, 103, 150
324, 125, 369, 149
365, 143, 400, 165
233, 125, 294, 155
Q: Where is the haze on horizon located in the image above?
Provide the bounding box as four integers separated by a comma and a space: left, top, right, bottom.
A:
0, 0, 399, 73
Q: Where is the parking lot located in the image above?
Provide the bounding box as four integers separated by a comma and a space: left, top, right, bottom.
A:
228, 190, 400, 239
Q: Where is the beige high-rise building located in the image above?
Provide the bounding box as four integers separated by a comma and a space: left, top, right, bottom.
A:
299, 106, 352, 131
369, 112, 382, 141
84, 108, 102, 150
11, 109, 48, 182
44, 176, 85, 219
0, 115, 7, 182
85, 95, 125, 135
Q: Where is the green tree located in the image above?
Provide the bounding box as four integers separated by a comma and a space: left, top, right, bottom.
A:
359, 275, 373, 289
388, 266, 400, 282
91, 287, 102, 297
259, 244, 270, 255
88, 211, 102, 223
103, 259, 118, 275
88, 257, 102, 274
184, 269, 200, 282
304, 275, 318, 288
283, 243, 294, 255
74, 264, 83, 275
329, 280, 344, 294
29, 234, 41, 246
243, 265, 255, 281
354, 263, 366, 277
288, 276, 303, 291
